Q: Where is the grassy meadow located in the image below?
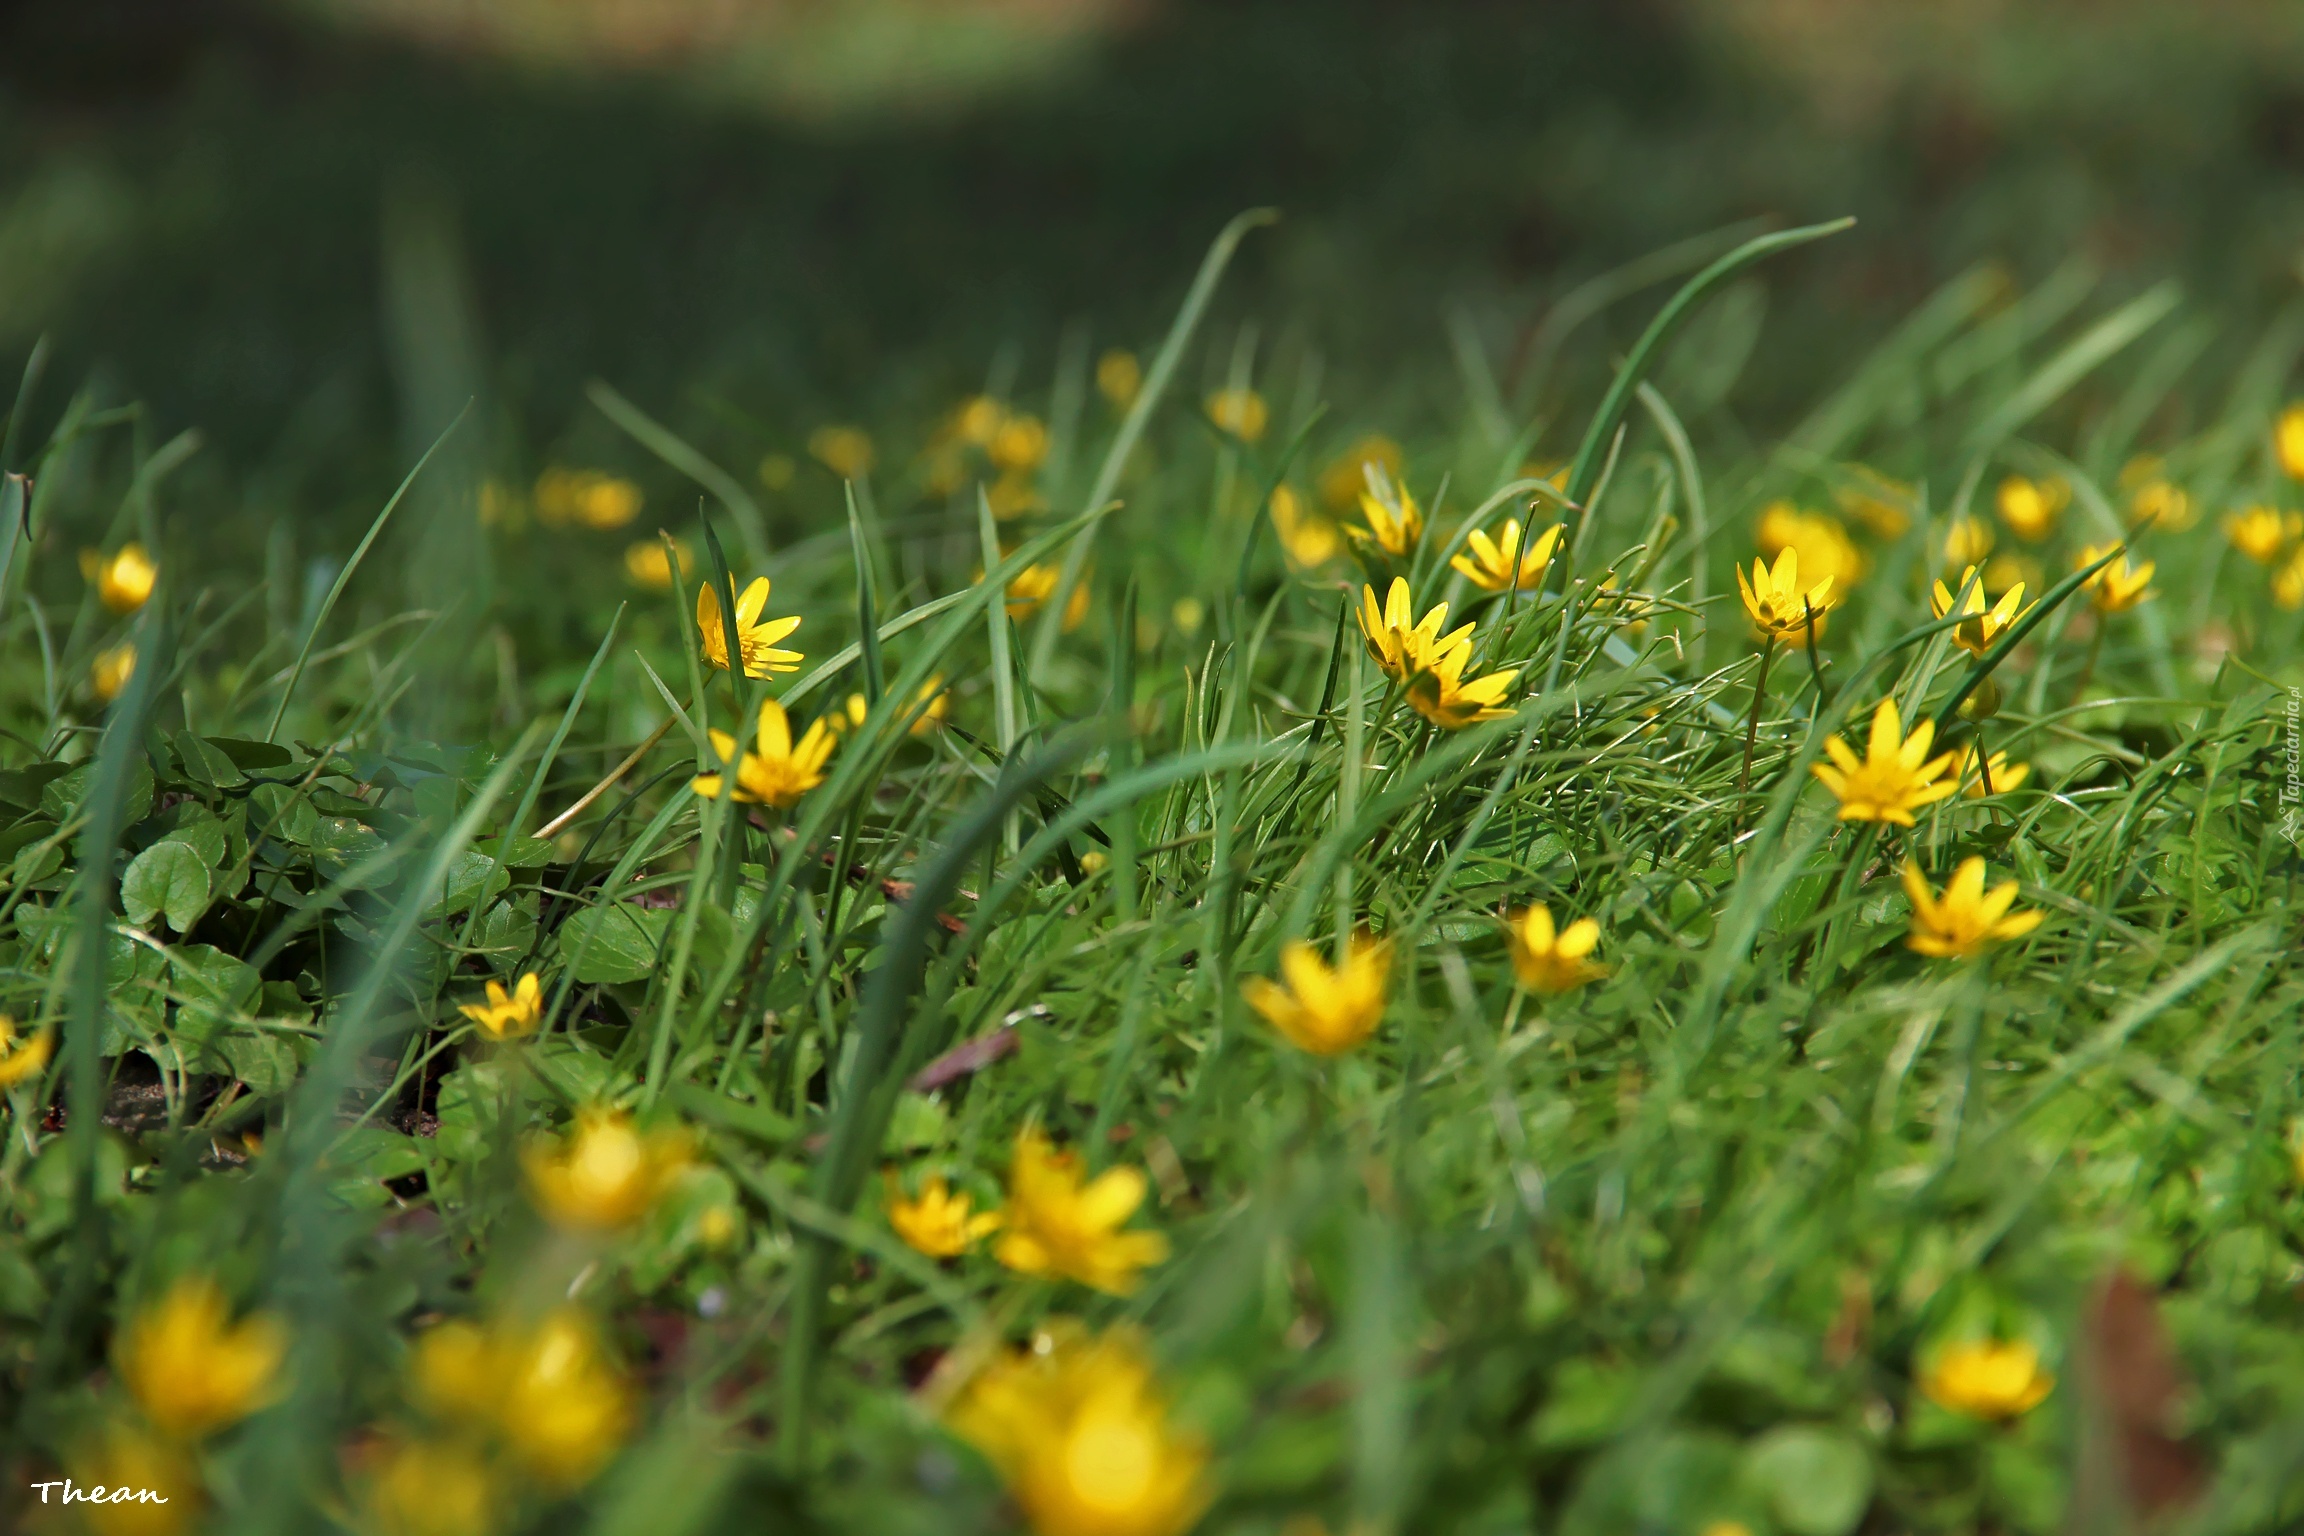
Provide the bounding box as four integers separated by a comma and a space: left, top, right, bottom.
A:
2, 208, 2303, 1536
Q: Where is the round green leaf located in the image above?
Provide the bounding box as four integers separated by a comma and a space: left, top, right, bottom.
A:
121, 839, 213, 933
1744, 1424, 1873, 1536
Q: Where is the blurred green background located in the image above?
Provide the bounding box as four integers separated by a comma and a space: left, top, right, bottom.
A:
5, 0, 2304, 503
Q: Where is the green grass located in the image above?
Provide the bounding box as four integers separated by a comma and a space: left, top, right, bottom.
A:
1, 214, 2302, 1536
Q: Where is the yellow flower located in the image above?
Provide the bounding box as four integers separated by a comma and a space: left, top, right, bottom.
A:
1404, 642, 1520, 729
2278, 402, 2304, 480
1505, 904, 1607, 994
1346, 471, 1423, 560
1451, 518, 1560, 593
623, 537, 693, 590
458, 972, 543, 1040
810, 424, 876, 479
522, 1107, 691, 1232
2075, 542, 2153, 613
759, 452, 797, 490
994, 1128, 1169, 1295
1003, 562, 1093, 632
886, 1170, 1001, 1257
1268, 484, 1341, 568
992, 415, 1051, 474
695, 575, 804, 678
1204, 388, 1268, 443
1929, 566, 2030, 657
988, 469, 1046, 520
2129, 477, 2193, 531
534, 469, 642, 530
72, 1424, 200, 1536
1994, 475, 2066, 541
955, 395, 1007, 446
908, 674, 952, 735
82, 543, 158, 615
1240, 937, 1391, 1056
1318, 434, 1403, 512
1357, 578, 1473, 686
1958, 745, 2029, 798
1942, 515, 1994, 567
411, 1311, 630, 1487
1096, 350, 1141, 409
91, 642, 137, 704
411, 1319, 499, 1422
1812, 698, 1959, 826
1736, 546, 1834, 642
2224, 505, 2300, 564
948, 1322, 1209, 1536
363, 1436, 500, 1536
1756, 503, 1863, 595
1920, 1337, 2054, 1419
2276, 548, 2304, 611
0, 1015, 53, 1088
117, 1277, 287, 1440
1902, 857, 2044, 959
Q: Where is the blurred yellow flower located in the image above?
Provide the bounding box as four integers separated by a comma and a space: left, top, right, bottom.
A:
535, 468, 643, 530
1170, 597, 1204, 636
363, 1436, 499, 1536
1756, 503, 1862, 595
623, 537, 693, 591
1836, 471, 1913, 539
458, 972, 543, 1040
2075, 542, 2153, 613
995, 1128, 1170, 1295
1268, 484, 1340, 569
992, 414, 1051, 474
117, 1276, 287, 1441
2224, 505, 2299, 564
1404, 642, 1519, 729
695, 575, 804, 677
501, 1310, 634, 1489
1452, 518, 1559, 593
1095, 350, 1142, 409
987, 470, 1046, 520
908, 674, 952, 735
1920, 1337, 2054, 1418
2278, 402, 2304, 480
1994, 475, 2066, 541
2276, 548, 2304, 611
1318, 434, 1403, 513
956, 395, 1007, 447
523, 1107, 691, 1232
1736, 547, 1834, 642
1005, 562, 1092, 631
1204, 387, 1268, 443
1357, 578, 1472, 687
1812, 699, 1958, 826
2128, 476, 2193, 531
91, 642, 137, 704
885, 1170, 1000, 1258
1958, 745, 2029, 798
1346, 470, 1423, 559
1930, 565, 2029, 657
692, 699, 835, 809
1505, 904, 1607, 994
1699, 1524, 1755, 1536
1903, 857, 2043, 959
72, 1424, 199, 1536
1942, 515, 1995, 567
758, 452, 797, 490
1240, 936, 1390, 1056
947, 1322, 1208, 1536
810, 424, 876, 479
0, 1015, 53, 1088
82, 542, 158, 615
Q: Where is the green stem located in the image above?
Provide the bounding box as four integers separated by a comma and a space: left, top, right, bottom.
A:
1734, 638, 1779, 833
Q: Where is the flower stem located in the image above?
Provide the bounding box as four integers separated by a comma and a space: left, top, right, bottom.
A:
1734, 638, 1779, 834
2068, 620, 2106, 708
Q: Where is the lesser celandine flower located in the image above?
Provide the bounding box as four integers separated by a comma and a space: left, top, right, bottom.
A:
1204, 387, 1267, 443
1357, 578, 1472, 686
1240, 937, 1391, 1056
623, 537, 692, 590
992, 415, 1051, 474
1920, 1337, 2053, 1419
2276, 548, 2304, 611
2223, 505, 2299, 564
695, 575, 803, 678
1756, 503, 1862, 595
1405, 644, 1519, 729
1346, 469, 1423, 559
1319, 434, 1402, 512
82, 543, 158, 615
1812, 699, 1958, 825
810, 424, 875, 479
2076, 542, 2153, 612
72, 1423, 199, 1536
995, 1128, 1170, 1295
1268, 484, 1340, 568
1930, 565, 2029, 657
363, 1436, 499, 1536
91, 642, 137, 704
1902, 857, 2043, 959
534, 468, 643, 530
459, 972, 543, 1040
0, 1015, 52, 1088
692, 699, 835, 809
886, 1170, 1000, 1257
2278, 402, 2304, 480
1505, 904, 1607, 994
1958, 744, 2029, 798
1005, 562, 1093, 631
1452, 517, 1560, 592
909, 674, 952, 734
523, 1108, 691, 1231
1995, 475, 2066, 541
947, 1321, 1209, 1536
1736, 547, 1833, 641
1096, 350, 1142, 409
2129, 476, 2193, 531
415, 1309, 634, 1491
117, 1277, 287, 1440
